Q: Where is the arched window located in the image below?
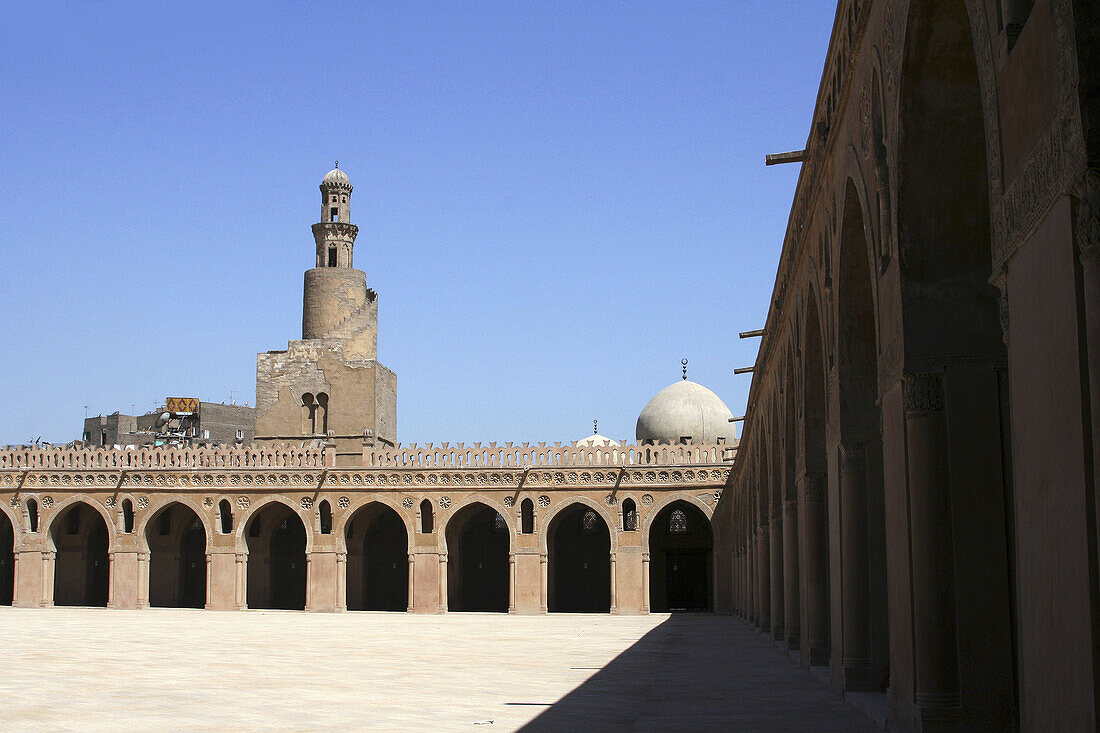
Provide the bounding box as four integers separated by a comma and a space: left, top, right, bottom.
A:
218, 500, 232, 534
302, 393, 316, 435
328, 246, 338, 266
622, 498, 637, 532
520, 498, 534, 534
316, 393, 329, 435
493, 511, 508, 533
319, 500, 332, 535
669, 508, 688, 535
122, 499, 135, 534
26, 498, 38, 533
420, 499, 433, 533
581, 509, 598, 534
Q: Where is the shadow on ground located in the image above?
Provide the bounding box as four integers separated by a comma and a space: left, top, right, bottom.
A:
518, 614, 875, 732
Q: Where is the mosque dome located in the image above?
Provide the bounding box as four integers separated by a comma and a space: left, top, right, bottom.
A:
321, 166, 351, 188
635, 380, 735, 444
576, 433, 620, 447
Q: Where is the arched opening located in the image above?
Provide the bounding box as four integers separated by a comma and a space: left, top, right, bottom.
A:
895, 2, 1014, 726
649, 501, 713, 612
147, 503, 207, 608
245, 503, 307, 610
0, 511, 13, 605
836, 179, 889, 692
622, 498, 637, 532
26, 499, 38, 533
121, 499, 134, 534
345, 503, 408, 611
302, 393, 316, 435
218, 500, 232, 534
318, 500, 332, 535
419, 499, 433, 534
316, 393, 329, 435
548, 504, 611, 612
802, 294, 831, 666
520, 498, 534, 534
446, 503, 509, 612
51, 502, 109, 607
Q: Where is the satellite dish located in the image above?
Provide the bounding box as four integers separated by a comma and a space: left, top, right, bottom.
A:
155, 412, 171, 428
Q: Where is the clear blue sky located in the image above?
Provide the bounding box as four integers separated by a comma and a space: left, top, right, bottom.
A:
0, 1, 836, 447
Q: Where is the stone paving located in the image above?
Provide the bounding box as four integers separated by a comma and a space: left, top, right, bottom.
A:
0, 607, 874, 732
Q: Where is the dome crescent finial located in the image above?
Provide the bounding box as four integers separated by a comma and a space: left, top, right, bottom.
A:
682, 358, 688, 380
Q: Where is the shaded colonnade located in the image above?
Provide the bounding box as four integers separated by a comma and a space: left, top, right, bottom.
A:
547, 503, 610, 613
0, 510, 12, 605
51, 503, 109, 607
446, 503, 509, 612
649, 501, 712, 612
147, 503, 207, 608
246, 503, 307, 610
345, 503, 409, 611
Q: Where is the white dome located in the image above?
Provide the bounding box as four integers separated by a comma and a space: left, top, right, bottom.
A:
576, 433, 620, 447
321, 167, 351, 188
636, 380, 734, 444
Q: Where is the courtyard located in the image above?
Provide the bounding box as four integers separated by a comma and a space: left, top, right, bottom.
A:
0, 607, 873, 731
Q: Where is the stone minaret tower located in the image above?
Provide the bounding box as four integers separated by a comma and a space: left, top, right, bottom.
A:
255, 166, 396, 463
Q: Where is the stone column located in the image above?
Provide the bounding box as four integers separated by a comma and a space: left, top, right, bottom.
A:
641, 552, 650, 613
234, 552, 247, 609
783, 496, 800, 651
508, 553, 516, 614
801, 473, 829, 665
748, 532, 757, 624
770, 512, 784, 639
839, 442, 872, 689
904, 373, 961, 727
757, 522, 770, 632
336, 552, 347, 612
539, 554, 548, 613
42, 550, 55, 607
610, 552, 618, 614
437, 555, 448, 612
136, 551, 149, 609
407, 554, 415, 613
1076, 174, 1100, 539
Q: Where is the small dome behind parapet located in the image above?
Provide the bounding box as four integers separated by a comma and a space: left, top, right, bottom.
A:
576, 433, 620, 447
636, 380, 734, 444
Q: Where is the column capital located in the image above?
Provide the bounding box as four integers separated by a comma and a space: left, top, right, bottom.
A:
903, 372, 945, 416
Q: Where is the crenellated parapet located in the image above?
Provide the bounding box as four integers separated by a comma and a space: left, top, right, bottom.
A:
364, 440, 736, 469
0, 445, 326, 470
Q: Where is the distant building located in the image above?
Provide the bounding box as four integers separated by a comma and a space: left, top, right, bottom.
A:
82, 401, 255, 448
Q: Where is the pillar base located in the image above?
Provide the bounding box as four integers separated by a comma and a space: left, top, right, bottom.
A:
841, 658, 878, 692
913, 693, 961, 731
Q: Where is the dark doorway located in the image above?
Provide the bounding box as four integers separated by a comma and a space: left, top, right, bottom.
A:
666, 551, 708, 611
346, 504, 408, 611
52, 503, 110, 607
0, 511, 13, 605
548, 504, 611, 613
246, 503, 307, 610
446, 503, 509, 612
649, 501, 713, 612
147, 504, 207, 608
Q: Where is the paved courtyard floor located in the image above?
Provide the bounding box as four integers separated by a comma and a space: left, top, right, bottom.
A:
0, 607, 874, 732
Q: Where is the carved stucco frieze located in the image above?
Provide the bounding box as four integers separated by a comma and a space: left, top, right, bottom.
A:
903, 372, 945, 415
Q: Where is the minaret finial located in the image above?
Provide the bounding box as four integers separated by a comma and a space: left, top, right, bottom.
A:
335, 160, 339, 169
682, 358, 688, 380
593, 419, 598, 435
